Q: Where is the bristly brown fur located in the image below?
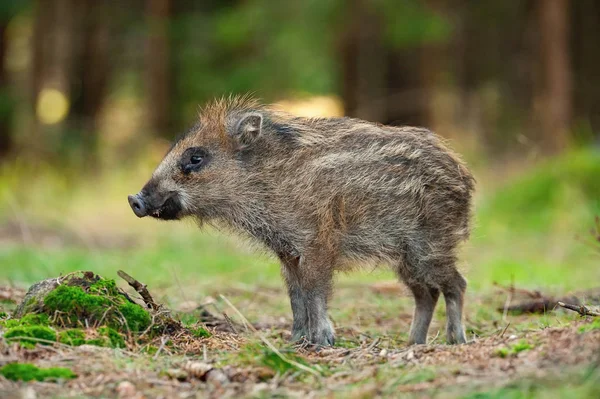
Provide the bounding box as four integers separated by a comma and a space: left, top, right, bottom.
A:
140, 94, 476, 347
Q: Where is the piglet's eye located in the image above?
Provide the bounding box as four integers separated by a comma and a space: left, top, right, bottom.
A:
179, 146, 211, 174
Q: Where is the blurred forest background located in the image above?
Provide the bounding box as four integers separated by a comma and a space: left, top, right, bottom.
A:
0, 0, 599, 292
0, 0, 599, 168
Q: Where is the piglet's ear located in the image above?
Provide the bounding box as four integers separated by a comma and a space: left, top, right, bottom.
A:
234, 112, 263, 146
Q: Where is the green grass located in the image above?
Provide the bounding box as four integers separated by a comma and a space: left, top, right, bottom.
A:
0, 363, 77, 382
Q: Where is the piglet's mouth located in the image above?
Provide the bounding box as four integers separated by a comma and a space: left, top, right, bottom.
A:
148, 196, 182, 220
128, 194, 182, 220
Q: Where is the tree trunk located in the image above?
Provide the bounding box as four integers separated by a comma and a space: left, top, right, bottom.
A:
30, 0, 77, 159
0, 21, 12, 158
68, 0, 112, 169
340, 0, 387, 123
535, 0, 572, 154
146, 0, 172, 137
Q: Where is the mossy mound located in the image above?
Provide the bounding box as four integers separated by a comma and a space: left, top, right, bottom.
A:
13, 271, 151, 333
3, 271, 194, 353
0, 363, 76, 382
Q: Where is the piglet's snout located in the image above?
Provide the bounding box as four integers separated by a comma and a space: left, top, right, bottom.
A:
128, 194, 148, 218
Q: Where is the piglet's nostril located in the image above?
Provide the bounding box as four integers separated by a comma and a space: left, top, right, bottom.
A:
128, 194, 148, 218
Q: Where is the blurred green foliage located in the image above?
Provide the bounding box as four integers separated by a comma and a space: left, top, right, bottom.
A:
0, 0, 26, 20
375, 0, 450, 47
477, 149, 600, 233
169, 0, 448, 126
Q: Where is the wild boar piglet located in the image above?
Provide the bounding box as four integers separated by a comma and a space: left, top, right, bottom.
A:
128, 95, 475, 347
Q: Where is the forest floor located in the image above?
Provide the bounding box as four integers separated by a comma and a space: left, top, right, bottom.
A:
1, 278, 599, 398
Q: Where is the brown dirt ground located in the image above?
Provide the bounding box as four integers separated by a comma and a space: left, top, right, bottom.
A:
1, 304, 599, 398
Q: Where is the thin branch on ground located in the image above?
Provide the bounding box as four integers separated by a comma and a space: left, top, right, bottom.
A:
355, 337, 381, 361
557, 301, 600, 317
494, 280, 542, 299
117, 270, 159, 311
153, 336, 169, 360
499, 322, 511, 338
501, 275, 515, 322
223, 312, 239, 334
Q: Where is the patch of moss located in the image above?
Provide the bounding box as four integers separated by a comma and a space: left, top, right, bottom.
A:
44, 285, 110, 320
0, 319, 20, 328
83, 326, 126, 348
511, 340, 533, 354
4, 325, 57, 348
190, 326, 212, 339
89, 278, 120, 296
43, 283, 150, 333
0, 363, 76, 382
117, 301, 151, 332
142, 345, 158, 355
58, 329, 86, 346
494, 347, 509, 358
98, 326, 126, 348
494, 340, 533, 358
19, 313, 50, 326
85, 338, 108, 347
0, 313, 50, 329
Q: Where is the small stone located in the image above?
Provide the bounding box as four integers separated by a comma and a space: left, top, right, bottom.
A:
165, 368, 188, 381
251, 383, 269, 395
183, 361, 213, 379
205, 369, 229, 385
14, 278, 59, 318
379, 348, 388, 357
21, 387, 37, 399
200, 296, 216, 306
255, 366, 276, 380
116, 381, 137, 398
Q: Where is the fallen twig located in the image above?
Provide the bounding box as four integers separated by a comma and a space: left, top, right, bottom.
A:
557, 302, 600, 317
499, 322, 511, 338
117, 270, 159, 311
495, 283, 600, 315
355, 337, 380, 361
153, 336, 169, 360
501, 276, 515, 322
223, 312, 239, 334
494, 281, 542, 299
219, 294, 321, 377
